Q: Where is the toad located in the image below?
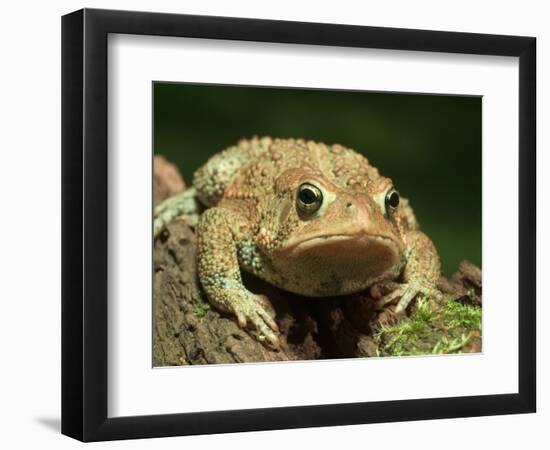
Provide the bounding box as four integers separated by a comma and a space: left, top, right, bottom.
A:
154, 137, 441, 347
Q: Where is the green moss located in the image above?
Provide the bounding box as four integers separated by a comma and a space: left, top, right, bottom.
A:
432, 333, 472, 355
440, 299, 481, 330
192, 302, 210, 317
375, 296, 481, 357
191, 289, 211, 317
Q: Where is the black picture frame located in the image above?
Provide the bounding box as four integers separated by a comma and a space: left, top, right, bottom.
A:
61, 8, 536, 442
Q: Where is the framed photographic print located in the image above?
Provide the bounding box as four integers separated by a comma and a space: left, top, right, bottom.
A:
61, 8, 536, 441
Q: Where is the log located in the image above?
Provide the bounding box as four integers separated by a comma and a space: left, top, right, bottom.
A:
439, 260, 482, 306
153, 155, 186, 206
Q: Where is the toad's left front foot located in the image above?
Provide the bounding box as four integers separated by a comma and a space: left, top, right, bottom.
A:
374, 282, 442, 313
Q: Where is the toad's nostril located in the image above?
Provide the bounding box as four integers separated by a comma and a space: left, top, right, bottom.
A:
346, 202, 353, 209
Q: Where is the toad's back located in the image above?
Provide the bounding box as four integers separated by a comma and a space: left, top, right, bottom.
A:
193, 136, 381, 207
192, 136, 273, 207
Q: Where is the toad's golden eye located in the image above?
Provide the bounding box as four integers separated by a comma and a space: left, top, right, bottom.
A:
296, 182, 323, 214
385, 188, 400, 214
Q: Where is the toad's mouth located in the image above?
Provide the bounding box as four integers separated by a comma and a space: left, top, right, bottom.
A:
270, 233, 402, 296
284, 233, 399, 256
278, 233, 401, 272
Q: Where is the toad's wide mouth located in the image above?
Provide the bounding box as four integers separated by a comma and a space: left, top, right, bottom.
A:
283, 233, 399, 256
270, 232, 402, 296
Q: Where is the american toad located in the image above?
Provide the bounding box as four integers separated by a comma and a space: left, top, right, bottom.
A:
154, 137, 441, 347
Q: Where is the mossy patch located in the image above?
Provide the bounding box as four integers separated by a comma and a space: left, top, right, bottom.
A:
192, 303, 211, 317
191, 290, 211, 317
375, 296, 482, 357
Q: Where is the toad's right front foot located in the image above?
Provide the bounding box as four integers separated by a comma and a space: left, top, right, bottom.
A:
230, 291, 280, 348
206, 283, 280, 348
201, 276, 280, 348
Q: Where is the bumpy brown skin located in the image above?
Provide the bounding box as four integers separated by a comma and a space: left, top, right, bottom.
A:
157, 137, 441, 347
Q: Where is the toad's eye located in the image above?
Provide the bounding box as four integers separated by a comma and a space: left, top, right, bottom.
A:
297, 182, 323, 214
385, 188, 400, 214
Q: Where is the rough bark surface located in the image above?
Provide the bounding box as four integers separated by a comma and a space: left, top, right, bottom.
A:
153, 157, 482, 366
153, 155, 186, 206
439, 260, 482, 306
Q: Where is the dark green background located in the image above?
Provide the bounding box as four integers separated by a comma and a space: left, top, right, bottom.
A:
154, 83, 481, 276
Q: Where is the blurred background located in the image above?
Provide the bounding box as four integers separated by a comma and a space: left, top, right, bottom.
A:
153, 83, 481, 276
